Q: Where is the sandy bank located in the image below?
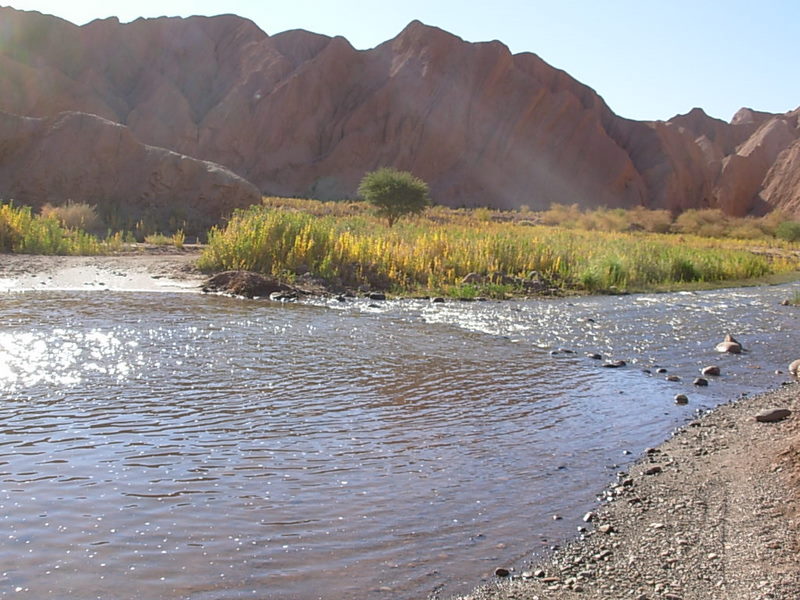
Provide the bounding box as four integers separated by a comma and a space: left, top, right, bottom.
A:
0, 247, 206, 293
455, 382, 800, 600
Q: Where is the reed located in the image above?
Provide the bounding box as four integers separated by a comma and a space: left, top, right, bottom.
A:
198, 203, 797, 295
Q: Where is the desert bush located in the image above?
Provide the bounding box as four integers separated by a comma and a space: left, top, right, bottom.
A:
41, 201, 103, 233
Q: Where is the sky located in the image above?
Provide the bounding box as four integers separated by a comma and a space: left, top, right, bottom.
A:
3, 0, 799, 122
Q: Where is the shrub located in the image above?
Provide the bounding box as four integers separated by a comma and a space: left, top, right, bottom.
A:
775, 221, 800, 242
357, 167, 430, 227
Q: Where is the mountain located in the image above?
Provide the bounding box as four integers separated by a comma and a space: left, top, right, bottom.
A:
0, 6, 798, 221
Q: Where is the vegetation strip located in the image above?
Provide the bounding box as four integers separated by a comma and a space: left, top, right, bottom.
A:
198, 201, 798, 297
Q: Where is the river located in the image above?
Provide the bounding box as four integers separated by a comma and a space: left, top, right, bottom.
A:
0, 283, 797, 599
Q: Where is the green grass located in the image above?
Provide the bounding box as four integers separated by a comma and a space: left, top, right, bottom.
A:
198, 201, 799, 296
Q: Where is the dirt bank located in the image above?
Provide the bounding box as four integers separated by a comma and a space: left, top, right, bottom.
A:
0, 246, 205, 292
454, 382, 800, 600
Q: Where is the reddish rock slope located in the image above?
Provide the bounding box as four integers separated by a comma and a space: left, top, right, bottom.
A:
0, 110, 261, 234
0, 7, 798, 218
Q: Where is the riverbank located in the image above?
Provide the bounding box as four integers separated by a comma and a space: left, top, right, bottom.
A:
454, 382, 800, 600
0, 247, 206, 292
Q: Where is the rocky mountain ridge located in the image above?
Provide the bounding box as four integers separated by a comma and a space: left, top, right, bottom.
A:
0, 6, 798, 221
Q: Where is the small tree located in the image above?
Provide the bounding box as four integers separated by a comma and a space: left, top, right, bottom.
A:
357, 167, 430, 227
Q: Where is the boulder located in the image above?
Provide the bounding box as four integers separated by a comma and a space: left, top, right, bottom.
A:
202, 271, 298, 298
789, 359, 800, 376
0, 111, 260, 235
715, 335, 742, 354
755, 408, 792, 423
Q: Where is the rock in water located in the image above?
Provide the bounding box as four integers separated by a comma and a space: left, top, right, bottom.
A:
755, 408, 792, 423
674, 394, 689, 405
701, 365, 721, 376
789, 359, 800, 376
715, 334, 742, 354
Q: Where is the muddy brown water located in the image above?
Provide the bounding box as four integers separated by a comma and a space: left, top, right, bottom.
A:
0, 284, 798, 599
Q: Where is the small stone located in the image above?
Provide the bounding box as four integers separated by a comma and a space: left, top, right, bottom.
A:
693, 378, 709, 386
431, 297, 445, 303
701, 365, 721, 376
650, 522, 665, 530
552, 514, 562, 520
755, 408, 792, 423
534, 569, 546, 578
665, 375, 681, 382
583, 512, 595, 522
707, 552, 719, 560
586, 352, 603, 360
367, 292, 386, 301
598, 524, 614, 534
656, 367, 668, 374
494, 567, 510, 577
521, 571, 534, 580
644, 466, 663, 475
674, 394, 689, 405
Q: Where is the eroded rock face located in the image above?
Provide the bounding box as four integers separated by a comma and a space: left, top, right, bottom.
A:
0, 7, 798, 218
0, 110, 260, 234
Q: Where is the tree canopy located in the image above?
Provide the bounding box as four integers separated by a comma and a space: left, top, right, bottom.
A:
357, 167, 430, 227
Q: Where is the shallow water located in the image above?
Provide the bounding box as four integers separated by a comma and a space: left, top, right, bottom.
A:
0, 283, 798, 599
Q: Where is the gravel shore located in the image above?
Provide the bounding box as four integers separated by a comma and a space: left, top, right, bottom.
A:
453, 382, 800, 600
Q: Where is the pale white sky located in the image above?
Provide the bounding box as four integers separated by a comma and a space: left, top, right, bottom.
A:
3, 0, 799, 122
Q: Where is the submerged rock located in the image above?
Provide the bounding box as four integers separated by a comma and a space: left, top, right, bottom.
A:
603, 360, 627, 368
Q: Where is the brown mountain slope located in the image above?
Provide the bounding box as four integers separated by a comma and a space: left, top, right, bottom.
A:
0, 7, 798, 218
0, 110, 260, 234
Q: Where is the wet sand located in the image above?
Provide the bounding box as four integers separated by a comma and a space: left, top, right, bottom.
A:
0, 247, 206, 293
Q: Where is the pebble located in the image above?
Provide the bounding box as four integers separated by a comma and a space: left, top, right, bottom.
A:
656, 367, 668, 374
586, 352, 603, 360
431, 297, 445, 303
598, 524, 614, 534
665, 375, 681, 382
644, 466, 663, 475
693, 378, 709, 386
701, 365, 721, 376
674, 394, 689, 405
494, 567, 510, 577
